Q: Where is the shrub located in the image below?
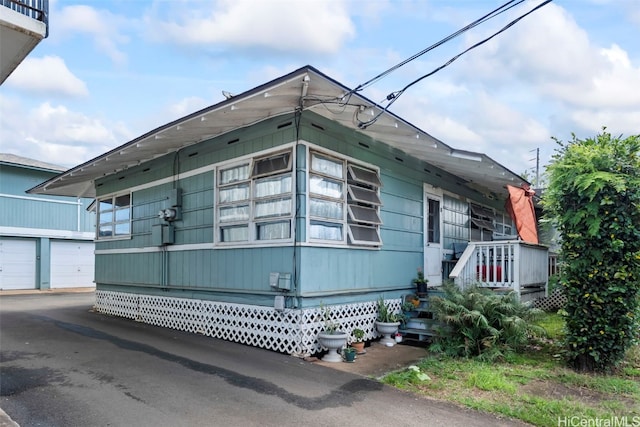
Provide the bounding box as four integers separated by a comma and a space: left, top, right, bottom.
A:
544, 130, 640, 372
430, 282, 544, 361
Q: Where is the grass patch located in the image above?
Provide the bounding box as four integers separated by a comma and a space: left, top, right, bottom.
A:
534, 311, 565, 339
382, 312, 640, 426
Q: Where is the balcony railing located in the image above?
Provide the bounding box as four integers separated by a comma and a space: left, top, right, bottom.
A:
449, 240, 549, 302
1, 0, 48, 36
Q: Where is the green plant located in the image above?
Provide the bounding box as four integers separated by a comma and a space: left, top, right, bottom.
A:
381, 315, 640, 427
401, 301, 416, 313
352, 328, 365, 342
429, 282, 545, 361
376, 296, 399, 323
412, 267, 428, 286
319, 302, 341, 334
544, 130, 640, 372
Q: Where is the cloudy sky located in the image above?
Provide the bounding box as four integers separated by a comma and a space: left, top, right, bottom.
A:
1, 0, 638, 180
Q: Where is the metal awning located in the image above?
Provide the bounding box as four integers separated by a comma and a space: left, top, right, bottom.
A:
28, 65, 527, 198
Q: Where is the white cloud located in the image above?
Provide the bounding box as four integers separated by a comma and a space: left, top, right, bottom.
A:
4, 56, 88, 97
0, 96, 131, 167
55, 5, 130, 65
146, 0, 355, 54
425, 1, 640, 172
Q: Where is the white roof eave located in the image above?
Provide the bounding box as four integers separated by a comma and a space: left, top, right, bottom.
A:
27, 66, 527, 200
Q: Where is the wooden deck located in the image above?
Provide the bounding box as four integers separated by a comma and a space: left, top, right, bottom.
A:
448, 240, 549, 302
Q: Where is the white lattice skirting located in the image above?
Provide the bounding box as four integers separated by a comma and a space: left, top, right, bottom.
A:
95, 290, 401, 356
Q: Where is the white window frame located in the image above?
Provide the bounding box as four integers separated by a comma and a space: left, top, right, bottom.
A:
307, 148, 382, 247
215, 149, 294, 245
470, 203, 495, 241
96, 192, 132, 240
495, 211, 516, 238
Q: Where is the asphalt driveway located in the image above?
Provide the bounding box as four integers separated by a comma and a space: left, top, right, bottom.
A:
0, 292, 528, 426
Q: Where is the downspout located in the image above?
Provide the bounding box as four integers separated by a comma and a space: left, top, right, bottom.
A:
77, 198, 81, 231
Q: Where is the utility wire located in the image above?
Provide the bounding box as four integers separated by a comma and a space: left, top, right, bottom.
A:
357, 0, 553, 129
351, 0, 525, 94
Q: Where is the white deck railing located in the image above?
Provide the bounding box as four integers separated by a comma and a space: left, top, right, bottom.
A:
448, 240, 549, 301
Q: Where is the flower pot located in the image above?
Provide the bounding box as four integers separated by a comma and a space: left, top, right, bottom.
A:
375, 321, 400, 346
317, 331, 348, 363
416, 282, 428, 296
351, 341, 366, 354
342, 348, 357, 362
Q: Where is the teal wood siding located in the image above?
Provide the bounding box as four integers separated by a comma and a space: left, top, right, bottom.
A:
0, 164, 94, 233
95, 252, 161, 286
94, 111, 510, 306
94, 115, 299, 301
168, 247, 295, 290
298, 247, 420, 295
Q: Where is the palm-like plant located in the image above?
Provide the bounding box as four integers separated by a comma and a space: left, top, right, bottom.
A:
430, 282, 545, 361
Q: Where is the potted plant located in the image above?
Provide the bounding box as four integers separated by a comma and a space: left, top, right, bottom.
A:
375, 296, 401, 346
317, 304, 348, 362
412, 267, 429, 296
350, 328, 366, 354
342, 346, 357, 363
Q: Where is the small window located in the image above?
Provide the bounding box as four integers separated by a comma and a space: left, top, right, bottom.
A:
470, 204, 495, 231
348, 164, 382, 187
310, 221, 343, 241
252, 152, 291, 178
310, 176, 343, 199
308, 150, 382, 247
257, 221, 291, 240
219, 184, 250, 204
311, 153, 343, 179
347, 185, 381, 205
216, 149, 294, 244
348, 205, 381, 225
220, 164, 250, 185
310, 198, 343, 220
97, 193, 131, 239
220, 225, 248, 242
254, 197, 292, 219
348, 224, 381, 245
219, 205, 249, 223
255, 175, 291, 198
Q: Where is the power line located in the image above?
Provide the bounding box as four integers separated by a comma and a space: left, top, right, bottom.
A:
352, 0, 525, 94
356, 0, 553, 129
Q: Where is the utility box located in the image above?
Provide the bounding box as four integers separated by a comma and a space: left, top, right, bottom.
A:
277, 273, 291, 291
152, 224, 174, 245
269, 272, 291, 291
274, 295, 285, 311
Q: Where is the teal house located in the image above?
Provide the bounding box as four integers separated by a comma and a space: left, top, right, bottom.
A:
1, 154, 95, 290
29, 66, 549, 355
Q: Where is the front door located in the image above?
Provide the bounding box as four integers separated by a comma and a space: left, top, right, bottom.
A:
424, 184, 443, 286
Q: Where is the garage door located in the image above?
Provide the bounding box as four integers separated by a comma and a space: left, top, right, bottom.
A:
51, 241, 95, 289
0, 238, 37, 290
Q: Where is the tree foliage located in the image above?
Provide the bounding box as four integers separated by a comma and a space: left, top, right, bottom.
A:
544, 130, 640, 372
430, 282, 544, 362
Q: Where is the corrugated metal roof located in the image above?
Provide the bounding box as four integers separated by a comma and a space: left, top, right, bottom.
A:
27, 65, 528, 199
0, 153, 66, 172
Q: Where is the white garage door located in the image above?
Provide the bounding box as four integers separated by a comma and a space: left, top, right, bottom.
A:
0, 238, 37, 290
51, 241, 95, 289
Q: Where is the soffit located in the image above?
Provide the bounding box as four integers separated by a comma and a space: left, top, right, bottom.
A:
28, 66, 527, 199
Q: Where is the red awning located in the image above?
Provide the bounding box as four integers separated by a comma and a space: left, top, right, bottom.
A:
505, 184, 538, 244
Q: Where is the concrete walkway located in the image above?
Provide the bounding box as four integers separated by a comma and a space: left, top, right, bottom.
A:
314, 340, 429, 378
